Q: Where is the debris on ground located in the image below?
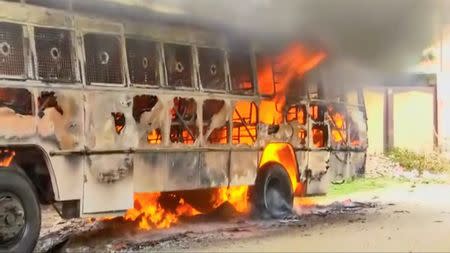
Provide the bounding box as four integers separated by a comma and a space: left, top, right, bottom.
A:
36, 199, 378, 252
365, 154, 449, 182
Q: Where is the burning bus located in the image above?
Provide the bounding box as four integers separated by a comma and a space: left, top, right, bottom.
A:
0, 1, 367, 251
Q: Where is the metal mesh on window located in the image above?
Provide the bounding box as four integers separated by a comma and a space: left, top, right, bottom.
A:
35, 27, 75, 82
84, 33, 123, 84
198, 47, 226, 90
164, 43, 192, 88
229, 50, 253, 94
0, 22, 25, 77
126, 38, 160, 86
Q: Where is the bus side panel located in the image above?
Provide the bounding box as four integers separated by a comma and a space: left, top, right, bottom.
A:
329, 151, 349, 181
83, 154, 133, 213
199, 151, 229, 188
347, 106, 368, 176
229, 150, 258, 186
306, 151, 331, 195
165, 152, 201, 191
82, 91, 136, 213
0, 87, 37, 143
295, 150, 308, 180
349, 152, 366, 176
134, 152, 168, 192
36, 88, 84, 201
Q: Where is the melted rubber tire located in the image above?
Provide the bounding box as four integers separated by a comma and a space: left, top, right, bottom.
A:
0, 168, 41, 253
254, 163, 293, 219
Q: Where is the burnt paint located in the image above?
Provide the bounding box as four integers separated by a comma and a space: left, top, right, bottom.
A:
38, 91, 63, 118
132, 94, 158, 123
111, 112, 125, 134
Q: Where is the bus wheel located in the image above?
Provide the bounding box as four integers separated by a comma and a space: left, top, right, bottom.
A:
0, 168, 41, 252
254, 163, 293, 219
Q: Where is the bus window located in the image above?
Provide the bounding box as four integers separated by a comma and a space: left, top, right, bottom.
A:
286, 104, 306, 125
84, 33, 123, 84
35, 27, 75, 82
232, 101, 257, 145
170, 97, 198, 144
164, 43, 193, 88
328, 104, 347, 145
132, 94, 162, 144
126, 38, 160, 86
229, 50, 254, 94
203, 99, 228, 144
298, 129, 307, 145
198, 47, 226, 91
312, 124, 328, 148
0, 88, 32, 115
0, 22, 25, 77
309, 103, 325, 122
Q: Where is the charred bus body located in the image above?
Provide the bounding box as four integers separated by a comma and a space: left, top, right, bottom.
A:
0, 1, 367, 251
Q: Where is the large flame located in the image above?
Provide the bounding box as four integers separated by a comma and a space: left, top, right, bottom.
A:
124, 192, 200, 230
125, 186, 250, 230
258, 43, 326, 125
211, 186, 250, 213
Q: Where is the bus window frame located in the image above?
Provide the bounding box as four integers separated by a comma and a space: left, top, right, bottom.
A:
80, 30, 128, 87
195, 45, 229, 94
32, 25, 80, 84
227, 47, 257, 96
162, 42, 198, 91
124, 35, 164, 88
0, 22, 30, 81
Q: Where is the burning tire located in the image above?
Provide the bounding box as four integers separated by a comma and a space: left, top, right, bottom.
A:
254, 163, 293, 218
0, 167, 41, 252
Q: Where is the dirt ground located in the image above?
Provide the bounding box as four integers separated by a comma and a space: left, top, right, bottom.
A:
36, 182, 450, 252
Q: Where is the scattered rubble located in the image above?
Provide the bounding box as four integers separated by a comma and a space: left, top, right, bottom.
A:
365, 154, 449, 182
36, 199, 377, 252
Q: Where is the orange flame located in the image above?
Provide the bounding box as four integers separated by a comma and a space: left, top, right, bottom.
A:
260, 143, 299, 192
331, 113, 347, 143
124, 192, 200, 230
147, 129, 162, 144
212, 186, 250, 213
125, 186, 251, 231
0, 149, 15, 167
258, 43, 326, 124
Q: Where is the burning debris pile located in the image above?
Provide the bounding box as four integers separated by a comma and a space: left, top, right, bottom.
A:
123, 186, 250, 230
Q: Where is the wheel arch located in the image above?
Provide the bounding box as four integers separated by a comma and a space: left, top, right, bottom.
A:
0, 144, 58, 204
259, 142, 302, 195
